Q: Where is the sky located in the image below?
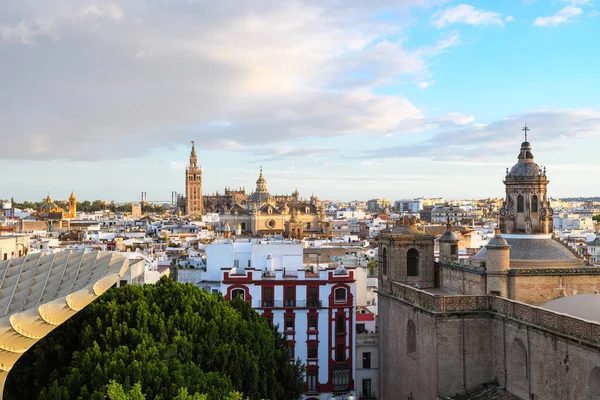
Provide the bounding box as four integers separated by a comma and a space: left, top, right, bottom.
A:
1, 0, 599, 203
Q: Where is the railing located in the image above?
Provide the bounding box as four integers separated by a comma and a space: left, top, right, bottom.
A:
385, 281, 600, 345
255, 299, 322, 308
490, 296, 600, 344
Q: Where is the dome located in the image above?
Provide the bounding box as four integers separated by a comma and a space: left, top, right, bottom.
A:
440, 230, 459, 242
509, 162, 542, 177
250, 191, 271, 203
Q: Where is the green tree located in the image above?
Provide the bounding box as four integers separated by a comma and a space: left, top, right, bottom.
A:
5, 278, 303, 400
593, 214, 600, 222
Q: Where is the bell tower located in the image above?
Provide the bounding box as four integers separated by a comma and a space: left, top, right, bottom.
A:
185, 141, 204, 216
68, 190, 77, 219
499, 125, 553, 234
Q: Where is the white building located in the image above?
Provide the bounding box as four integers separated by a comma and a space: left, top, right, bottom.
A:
394, 199, 423, 213
0, 235, 29, 260
553, 213, 594, 230
203, 239, 357, 399
588, 234, 600, 264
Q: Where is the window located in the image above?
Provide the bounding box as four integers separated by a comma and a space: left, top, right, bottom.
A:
517, 195, 524, 213
308, 287, 319, 307
381, 247, 387, 276
285, 287, 295, 307
336, 314, 345, 334
531, 195, 538, 213
308, 345, 318, 359
263, 287, 273, 307
362, 352, 371, 369
335, 343, 345, 362
308, 315, 318, 330
407, 249, 419, 277
356, 323, 366, 333
285, 316, 294, 331
334, 287, 347, 303
234, 259, 240, 269
306, 222, 311, 229
241, 222, 246, 230
451, 245, 458, 255
307, 370, 318, 393
231, 288, 245, 300
332, 365, 350, 392
362, 378, 372, 398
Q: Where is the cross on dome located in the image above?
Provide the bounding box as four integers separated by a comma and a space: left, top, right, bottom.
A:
522, 123, 529, 142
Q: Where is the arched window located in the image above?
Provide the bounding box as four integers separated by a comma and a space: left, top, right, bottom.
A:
407, 249, 419, 277
531, 195, 538, 213
334, 287, 347, 303
589, 367, 600, 399
381, 247, 388, 276
231, 288, 245, 300
517, 195, 524, 213
510, 338, 527, 388
407, 320, 417, 355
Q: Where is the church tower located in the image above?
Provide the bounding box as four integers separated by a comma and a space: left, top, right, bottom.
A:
68, 190, 77, 219
499, 125, 553, 234
185, 141, 204, 216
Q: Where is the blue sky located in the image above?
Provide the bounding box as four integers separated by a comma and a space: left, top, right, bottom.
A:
1, 0, 599, 203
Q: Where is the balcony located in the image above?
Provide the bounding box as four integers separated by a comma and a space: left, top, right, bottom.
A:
256, 300, 322, 309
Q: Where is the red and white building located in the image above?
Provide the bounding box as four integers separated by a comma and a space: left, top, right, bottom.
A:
210, 239, 356, 399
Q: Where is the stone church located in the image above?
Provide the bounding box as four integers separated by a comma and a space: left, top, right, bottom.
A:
179, 142, 332, 238
378, 129, 600, 399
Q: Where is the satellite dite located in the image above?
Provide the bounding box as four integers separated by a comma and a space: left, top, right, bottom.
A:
0, 251, 130, 398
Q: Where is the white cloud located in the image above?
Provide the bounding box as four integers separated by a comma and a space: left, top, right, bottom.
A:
534, 5, 583, 26
431, 4, 504, 28
364, 109, 600, 160
563, 0, 591, 5
418, 81, 434, 89
440, 112, 475, 125
0, 0, 452, 161
505, 15, 515, 22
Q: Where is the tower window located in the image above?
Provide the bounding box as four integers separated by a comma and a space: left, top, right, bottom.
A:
517, 195, 524, 213
531, 195, 538, 213
407, 249, 419, 277
381, 247, 388, 276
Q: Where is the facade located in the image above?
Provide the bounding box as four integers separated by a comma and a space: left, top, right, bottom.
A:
589, 234, 600, 264
0, 250, 130, 398
393, 199, 422, 213
367, 199, 390, 213
198, 240, 356, 399
0, 235, 29, 260
553, 213, 594, 230
430, 204, 485, 224
378, 130, 600, 399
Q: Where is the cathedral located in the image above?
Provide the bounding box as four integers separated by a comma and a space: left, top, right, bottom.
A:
377, 127, 600, 400
179, 142, 332, 238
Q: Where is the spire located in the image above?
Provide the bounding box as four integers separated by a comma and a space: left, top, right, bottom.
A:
189, 141, 198, 168
69, 190, 76, 200
256, 166, 267, 192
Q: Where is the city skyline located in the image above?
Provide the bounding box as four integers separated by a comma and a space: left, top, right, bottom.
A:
2, 0, 600, 201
